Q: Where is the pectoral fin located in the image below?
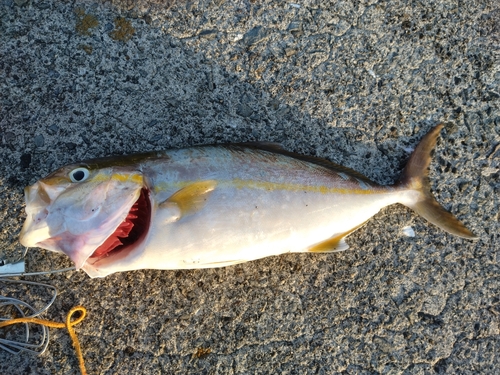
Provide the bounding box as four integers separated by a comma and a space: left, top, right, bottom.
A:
308, 221, 368, 253
160, 180, 217, 218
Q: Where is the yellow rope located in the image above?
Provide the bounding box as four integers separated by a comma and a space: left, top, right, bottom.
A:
0, 306, 88, 375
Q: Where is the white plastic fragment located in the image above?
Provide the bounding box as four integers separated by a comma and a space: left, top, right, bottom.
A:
0, 260, 25, 275
402, 226, 415, 237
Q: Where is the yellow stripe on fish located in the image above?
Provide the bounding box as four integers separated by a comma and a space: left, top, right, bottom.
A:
230, 178, 377, 195
154, 178, 379, 196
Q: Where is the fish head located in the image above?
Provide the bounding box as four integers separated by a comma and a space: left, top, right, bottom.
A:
20, 161, 151, 270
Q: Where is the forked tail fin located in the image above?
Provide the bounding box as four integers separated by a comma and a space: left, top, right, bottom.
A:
397, 124, 477, 239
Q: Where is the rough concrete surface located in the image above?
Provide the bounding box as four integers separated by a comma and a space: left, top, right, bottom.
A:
0, 0, 499, 374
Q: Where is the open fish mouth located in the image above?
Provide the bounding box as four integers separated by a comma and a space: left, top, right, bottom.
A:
88, 188, 151, 261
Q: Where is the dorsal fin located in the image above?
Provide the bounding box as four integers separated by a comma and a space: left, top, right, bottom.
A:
232, 142, 375, 184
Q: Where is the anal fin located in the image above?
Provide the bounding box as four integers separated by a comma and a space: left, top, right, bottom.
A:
308, 236, 349, 253
308, 221, 368, 253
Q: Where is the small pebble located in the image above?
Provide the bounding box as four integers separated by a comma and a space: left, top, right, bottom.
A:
34, 134, 45, 147
242, 26, 268, 47
48, 124, 59, 134
48, 70, 60, 78
287, 22, 303, 38
236, 103, 253, 117
4, 132, 15, 143
199, 30, 218, 40
66, 142, 77, 150
20, 153, 31, 169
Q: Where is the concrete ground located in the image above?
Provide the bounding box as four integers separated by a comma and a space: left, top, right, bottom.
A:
0, 0, 499, 373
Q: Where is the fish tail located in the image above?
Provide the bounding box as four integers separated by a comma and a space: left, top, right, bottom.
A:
396, 124, 477, 239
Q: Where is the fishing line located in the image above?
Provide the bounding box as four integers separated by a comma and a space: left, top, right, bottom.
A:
0, 279, 56, 355
0, 248, 87, 375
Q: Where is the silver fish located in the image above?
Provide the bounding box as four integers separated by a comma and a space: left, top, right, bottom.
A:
20, 124, 476, 278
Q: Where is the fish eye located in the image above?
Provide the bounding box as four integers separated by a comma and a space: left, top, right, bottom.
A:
69, 167, 90, 183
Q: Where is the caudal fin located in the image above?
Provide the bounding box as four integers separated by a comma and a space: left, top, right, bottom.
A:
398, 124, 477, 239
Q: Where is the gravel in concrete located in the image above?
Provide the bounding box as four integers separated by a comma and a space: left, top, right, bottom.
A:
0, 0, 499, 374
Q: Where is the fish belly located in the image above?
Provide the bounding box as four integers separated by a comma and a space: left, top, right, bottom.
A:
135, 186, 404, 270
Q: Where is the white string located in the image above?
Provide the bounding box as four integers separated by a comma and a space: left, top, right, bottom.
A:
1, 267, 76, 278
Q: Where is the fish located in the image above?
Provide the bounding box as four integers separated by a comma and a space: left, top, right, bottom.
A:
19, 124, 477, 278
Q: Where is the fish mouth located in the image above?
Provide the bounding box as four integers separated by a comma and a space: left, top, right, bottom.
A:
88, 188, 151, 261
